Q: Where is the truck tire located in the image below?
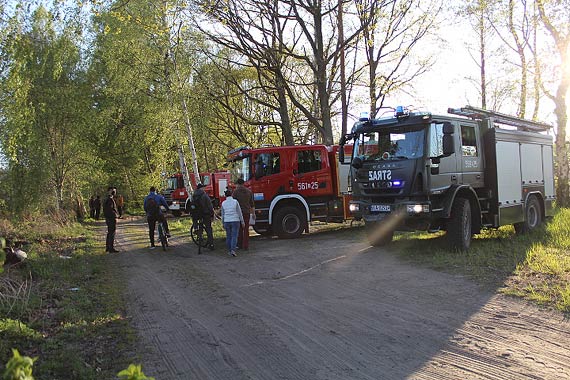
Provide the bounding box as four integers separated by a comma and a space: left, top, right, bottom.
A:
514, 195, 542, 234
446, 197, 472, 251
253, 224, 273, 236
366, 222, 393, 247
274, 206, 306, 239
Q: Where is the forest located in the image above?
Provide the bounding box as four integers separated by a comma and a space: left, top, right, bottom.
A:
1, 0, 569, 216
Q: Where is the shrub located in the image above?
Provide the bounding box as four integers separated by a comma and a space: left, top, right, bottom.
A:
2, 349, 36, 380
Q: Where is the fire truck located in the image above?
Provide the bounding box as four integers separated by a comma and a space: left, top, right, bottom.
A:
227, 145, 352, 238
338, 105, 555, 250
162, 171, 231, 216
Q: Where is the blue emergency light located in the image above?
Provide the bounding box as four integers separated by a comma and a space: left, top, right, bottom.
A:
395, 106, 406, 117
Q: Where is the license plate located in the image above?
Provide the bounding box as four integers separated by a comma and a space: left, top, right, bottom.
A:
370, 204, 391, 212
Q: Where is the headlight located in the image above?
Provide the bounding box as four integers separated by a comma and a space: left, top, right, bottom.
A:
349, 203, 360, 212
407, 204, 429, 213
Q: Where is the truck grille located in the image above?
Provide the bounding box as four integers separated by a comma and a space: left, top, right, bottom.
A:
363, 188, 403, 195
162, 190, 174, 204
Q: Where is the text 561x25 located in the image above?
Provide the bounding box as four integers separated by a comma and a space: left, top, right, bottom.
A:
297, 182, 318, 190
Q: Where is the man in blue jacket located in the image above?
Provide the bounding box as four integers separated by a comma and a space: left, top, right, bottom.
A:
144, 186, 171, 249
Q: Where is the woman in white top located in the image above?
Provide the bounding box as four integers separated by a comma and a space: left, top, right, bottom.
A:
221, 188, 244, 256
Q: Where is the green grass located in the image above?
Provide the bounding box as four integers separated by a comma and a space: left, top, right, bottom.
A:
0, 218, 138, 379
394, 208, 570, 313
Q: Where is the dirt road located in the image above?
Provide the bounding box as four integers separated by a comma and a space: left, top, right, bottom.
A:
110, 217, 570, 379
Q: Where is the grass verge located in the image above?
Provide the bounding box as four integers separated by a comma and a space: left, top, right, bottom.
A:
392, 208, 570, 313
0, 218, 138, 379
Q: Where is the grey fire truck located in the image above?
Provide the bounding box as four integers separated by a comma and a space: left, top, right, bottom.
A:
339, 105, 555, 250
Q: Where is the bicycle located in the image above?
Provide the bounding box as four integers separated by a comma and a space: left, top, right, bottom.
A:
157, 219, 169, 251
190, 217, 209, 254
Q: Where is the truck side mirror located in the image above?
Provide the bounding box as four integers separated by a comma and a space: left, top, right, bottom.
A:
351, 156, 363, 169
442, 123, 455, 156
338, 134, 353, 164
443, 135, 454, 155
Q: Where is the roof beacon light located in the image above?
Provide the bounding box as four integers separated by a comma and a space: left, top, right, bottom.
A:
359, 112, 370, 121
395, 106, 408, 118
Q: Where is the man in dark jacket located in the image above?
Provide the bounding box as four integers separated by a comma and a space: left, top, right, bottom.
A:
93, 195, 101, 220
103, 187, 119, 252
193, 183, 215, 250
89, 196, 95, 219
232, 178, 255, 250
143, 186, 171, 249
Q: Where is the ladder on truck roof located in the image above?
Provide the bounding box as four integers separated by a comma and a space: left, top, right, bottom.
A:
447, 105, 552, 133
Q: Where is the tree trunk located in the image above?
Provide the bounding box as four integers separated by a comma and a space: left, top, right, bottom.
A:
276, 74, 294, 146
554, 85, 569, 207
314, 3, 333, 146
479, 6, 487, 109
338, 0, 348, 138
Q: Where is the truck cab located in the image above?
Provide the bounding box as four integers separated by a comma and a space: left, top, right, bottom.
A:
163, 171, 232, 215
228, 145, 350, 238
162, 173, 189, 216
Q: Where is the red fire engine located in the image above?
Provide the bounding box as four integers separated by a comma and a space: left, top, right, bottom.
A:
162, 171, 232, 216
227, 145, 352, 238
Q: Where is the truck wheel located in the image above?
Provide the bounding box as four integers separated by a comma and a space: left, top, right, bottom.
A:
253, 224, 273, 236
274, 206, 306, 239
366, 222, 393, 247
172, 210, 182, 217
447, 197, 472, 251
514, 195, 542, 234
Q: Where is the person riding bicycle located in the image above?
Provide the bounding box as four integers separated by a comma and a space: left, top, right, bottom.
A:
144, 186, 171, 249
192, 183, 215, 250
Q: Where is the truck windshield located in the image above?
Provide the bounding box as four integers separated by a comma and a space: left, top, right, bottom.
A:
229, 156, 251, 182
354, 126, 425, 161
165, 177, 178, 191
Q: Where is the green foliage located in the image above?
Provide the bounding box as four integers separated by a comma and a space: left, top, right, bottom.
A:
0, 4, 95, 213
2, 349, 36, 380
0, 218, 137, 378
117, 364, 155, 380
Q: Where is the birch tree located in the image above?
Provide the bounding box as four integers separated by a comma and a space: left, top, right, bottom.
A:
0, 5, 92, 211
535, 0, 570, 207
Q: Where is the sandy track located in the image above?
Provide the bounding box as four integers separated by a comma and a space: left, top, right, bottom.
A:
109, 217, 570, 380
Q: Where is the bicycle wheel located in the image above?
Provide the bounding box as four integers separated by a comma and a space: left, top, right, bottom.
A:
158, 223, 167, 251
190, 221, 209, 247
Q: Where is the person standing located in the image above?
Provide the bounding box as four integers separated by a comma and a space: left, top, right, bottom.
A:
193, 183, 215, 250
221, 188, 244, 257
143, 186, 171, 249
232, 178, 255, 250
93, 195, 102, 220
88, 196, 95, 219
116, 193, 125, 218
103, 187, 119, 253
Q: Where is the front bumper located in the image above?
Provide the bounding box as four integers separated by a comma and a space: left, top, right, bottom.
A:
169, 201, 182, 211
349, 200, 434, 226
